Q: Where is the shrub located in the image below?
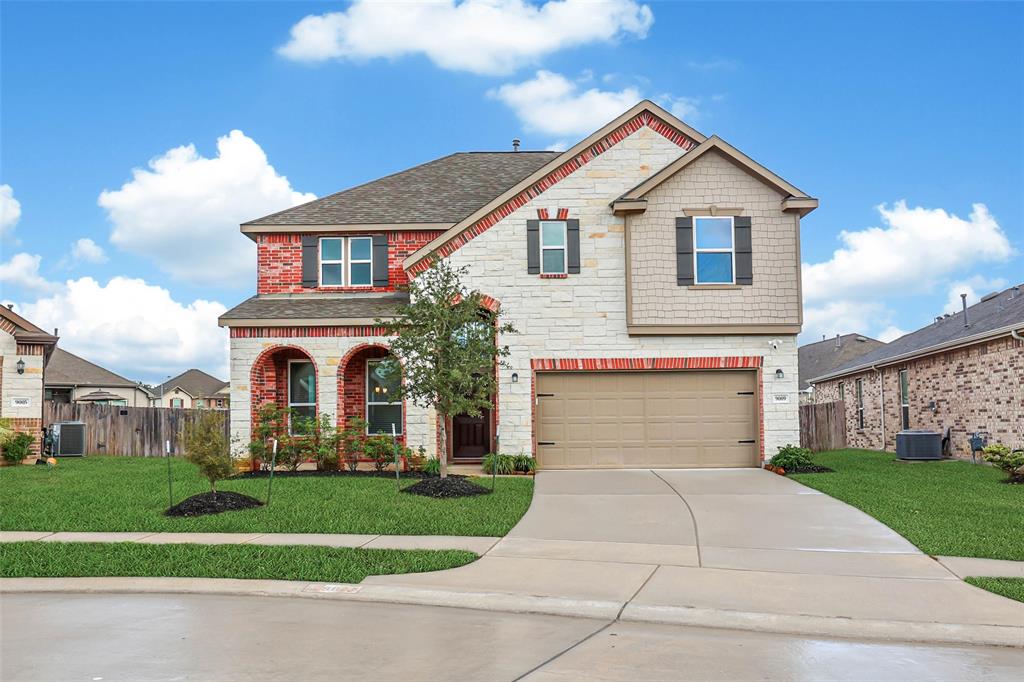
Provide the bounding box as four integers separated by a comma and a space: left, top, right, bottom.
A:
182, 411, 233, 495
339, 417, 368, 472
407, 445, 427, 471
769, 444, 815, 471
309, 413, 342, 472
482, 453, 516, 475
513, 454, 536, 473
364, 435, 397, 472
2, 432, 34, 464
982, 444, 1024, 482
249, 402, 291, 471
422, 457, 441, 476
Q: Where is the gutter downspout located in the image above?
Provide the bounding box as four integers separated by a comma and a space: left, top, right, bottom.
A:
872, 365, 885, 451
1012, 329, 1024, 342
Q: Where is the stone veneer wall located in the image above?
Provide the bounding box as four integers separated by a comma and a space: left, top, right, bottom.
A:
813, 335, 1024, 455
0, 327, 46, 457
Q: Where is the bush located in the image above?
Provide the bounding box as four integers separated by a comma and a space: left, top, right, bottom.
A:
769, 444, 815, 471
422, 457, 441, 476
406, 445, 427, 471
364, 435, 398, 472
182, 411, 233, 495
982, 444, 1024, 482
513, 454, 536, 473
309, 413, 342, 472
339, 417, 368, 472
2, 432, 34, 464
482, 453, 516, 475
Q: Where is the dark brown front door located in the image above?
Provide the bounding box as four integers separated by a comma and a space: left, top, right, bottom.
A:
452, 409, 492, 459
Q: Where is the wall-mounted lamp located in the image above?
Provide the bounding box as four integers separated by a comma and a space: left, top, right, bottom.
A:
16, 358, 25, 375
774, 368, 785, 380
511, 372, 519, 384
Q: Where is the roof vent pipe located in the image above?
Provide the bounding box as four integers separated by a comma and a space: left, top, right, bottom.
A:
834, 333, 841, 349
5, 303, 12, 310
1013, 286, 1020, 300
512, 138, 520, 152
961, 293, 969, 327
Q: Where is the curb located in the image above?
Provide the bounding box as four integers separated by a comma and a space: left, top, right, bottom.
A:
4, 577, 1021, 648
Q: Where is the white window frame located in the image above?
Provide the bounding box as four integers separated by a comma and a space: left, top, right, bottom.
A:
899, 369, 910, 430
347, 236, 373, 288
539, 220, 567, 275
855, 378, 865, 429
287, 359, 316, 435
693, 216, 736, 285
366, 358, 402, 436
318, 236, 374, 288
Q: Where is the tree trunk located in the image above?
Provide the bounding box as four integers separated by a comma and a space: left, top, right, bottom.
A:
438, 416, 448, 480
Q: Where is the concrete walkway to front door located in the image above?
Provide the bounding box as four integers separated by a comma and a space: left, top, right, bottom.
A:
365, 468, 1024, 647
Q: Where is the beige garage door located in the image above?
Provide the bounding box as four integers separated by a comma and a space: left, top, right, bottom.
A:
536, 370, 759, 469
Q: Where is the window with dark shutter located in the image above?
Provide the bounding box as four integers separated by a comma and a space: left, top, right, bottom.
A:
372, 235, 389, 287
675, 217, 694, 285
566, 219, 581, 274
301, 236, 318, 288
526, 220, 541, 274
734, 216, 753, 285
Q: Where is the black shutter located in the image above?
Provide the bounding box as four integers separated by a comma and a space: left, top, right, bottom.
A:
734, 216, 753, 285
372, 234, 389, 287
526, 220, 540, 274
675, 217, 694, 286
301, 236, 318, 288
566, 219, 581, 274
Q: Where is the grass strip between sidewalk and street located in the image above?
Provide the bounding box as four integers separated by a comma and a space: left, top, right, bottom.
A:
964, 577, 1024, 604
790, 449, 1023, 561
0, 542, 478, 583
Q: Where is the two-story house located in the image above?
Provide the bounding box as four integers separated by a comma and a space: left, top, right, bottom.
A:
220, 101, 817, 469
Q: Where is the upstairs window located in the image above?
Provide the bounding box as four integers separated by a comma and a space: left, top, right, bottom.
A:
320, 237, 373, 287
540, 221, 567, 275
694, 217, 734, 284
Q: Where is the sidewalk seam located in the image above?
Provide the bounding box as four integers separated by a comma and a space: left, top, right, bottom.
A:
651, 471, 702, 567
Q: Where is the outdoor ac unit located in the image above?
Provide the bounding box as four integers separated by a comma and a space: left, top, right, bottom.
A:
895, 430, 942, 460
53, 421, 86, 457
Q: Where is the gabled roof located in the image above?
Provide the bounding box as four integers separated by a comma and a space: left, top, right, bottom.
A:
218, 292, 408, 327
0, 305, 58, 346
616, 135, 818, 215
242, 152, 559, 231
811, 284, 1024, 383
46, 348, 142, 389
798, 334, 885, 391
154, 369, 229, 398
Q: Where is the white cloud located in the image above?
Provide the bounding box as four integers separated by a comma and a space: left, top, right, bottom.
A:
99, 130, 315, 287
278, 0, 654, 75
802, 201, 1013, 303
70, 237, 108, 264
0, 253, 60, 295
19, 276, 228, 383
877, 326, 907, 343
800, 300, 891, 345
941, 275, 1009, 314
0, 184, 22, 237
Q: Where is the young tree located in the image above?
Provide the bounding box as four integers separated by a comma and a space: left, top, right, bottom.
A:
376, 260, 516, 479
182, 410, 233, 496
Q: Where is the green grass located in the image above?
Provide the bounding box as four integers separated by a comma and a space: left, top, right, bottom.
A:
0, 457, 533, 536
965, 577, 1024, 604
0, 541, 476, 582
790, 449, 1023, 561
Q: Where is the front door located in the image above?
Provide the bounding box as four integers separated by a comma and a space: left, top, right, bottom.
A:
452, 408, 492, 459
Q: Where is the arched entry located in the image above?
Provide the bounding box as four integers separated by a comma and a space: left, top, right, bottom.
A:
249, 345, 318, 433
338, 344, 405, 443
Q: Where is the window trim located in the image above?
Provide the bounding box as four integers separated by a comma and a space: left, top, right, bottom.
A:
318, 236, 373, 288
855, 378, 865, 429
899, 369, 910, 430
366, 358, 403, 436
347, 236, 373, 288
693, 216, 736, 285
287, 358, 316, 435
838, 382, 845, 402
539, 220, 567, 275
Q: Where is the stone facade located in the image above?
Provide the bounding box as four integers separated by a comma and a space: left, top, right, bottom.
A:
813, 335, 1024, 455
0, 327, 46, 457
628, 150, 801, 326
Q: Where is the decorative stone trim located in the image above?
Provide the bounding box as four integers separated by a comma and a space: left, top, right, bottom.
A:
530, 356, 763, 371
230, 326, 388, 339
407, 111, 698, 276
539, 274, 568, 279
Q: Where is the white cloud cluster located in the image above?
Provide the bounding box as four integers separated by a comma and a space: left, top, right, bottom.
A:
99, 130, 314, 288
941, 275, 1009, 315
0, 252, 59, 295
70, 237, 107, 264
19, 276, 228, 383
278, 0, 654, 75
0, 184, 22, 237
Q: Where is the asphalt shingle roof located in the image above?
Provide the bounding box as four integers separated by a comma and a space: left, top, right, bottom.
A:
155, 369, 228, 398
45, 348, 140, 388
798, 334, 885, 391
812, 284, 1024, 382
219, 293, 409, 323
244, 151, 560, 226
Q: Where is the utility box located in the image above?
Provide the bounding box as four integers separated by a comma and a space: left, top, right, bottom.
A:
52, 422, 86, 456
896, 430, 942, 460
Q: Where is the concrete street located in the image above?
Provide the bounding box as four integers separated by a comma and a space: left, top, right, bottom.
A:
3, 593, 1023, 681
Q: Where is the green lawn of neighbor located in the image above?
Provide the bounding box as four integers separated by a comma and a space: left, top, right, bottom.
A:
0, 457, 533, 537
0, 541, 476, 583
790, 449, 1023, 561
965, 577, 1024, 604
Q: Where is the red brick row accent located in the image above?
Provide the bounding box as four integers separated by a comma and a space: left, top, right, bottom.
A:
478, 294, 501, 312
536, 208, 549, 219
16, 344, 45, 355
539, 273, 568, 279
556, 208, 569, 220
230, 326, 388, 338
530, 356, 763, 371
407, 111, 698, 275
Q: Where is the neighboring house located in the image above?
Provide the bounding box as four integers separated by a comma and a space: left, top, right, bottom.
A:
220, 100, 818, 469
810, 285, 1024, 455
44, 348, 153, 406
798, 334, 885, 404
0, 304, 58, 455
151, 369, 230, 410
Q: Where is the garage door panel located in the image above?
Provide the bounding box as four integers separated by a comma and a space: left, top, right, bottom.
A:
536, 370, 758, 470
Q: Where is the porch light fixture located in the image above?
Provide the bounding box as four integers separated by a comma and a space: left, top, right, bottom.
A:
511, 372, 519, 384
775, 368, 784, 380
16, 358, 25, 375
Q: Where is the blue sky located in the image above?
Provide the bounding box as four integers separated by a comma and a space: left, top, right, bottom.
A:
1, 1, 1021, 383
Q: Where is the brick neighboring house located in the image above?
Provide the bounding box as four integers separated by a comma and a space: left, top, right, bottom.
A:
220, 100, 819, 469
810, 286, 1024, 455
44, 348, 153, 406
151, 369, 230, 410
798, 334, 885, 404
0, 305, 58, 456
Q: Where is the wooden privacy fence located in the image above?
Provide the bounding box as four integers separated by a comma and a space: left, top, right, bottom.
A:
43, 402, 230, 457
799, 400, 847, 452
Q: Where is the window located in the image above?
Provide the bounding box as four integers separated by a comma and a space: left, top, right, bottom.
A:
540, 221, 566, 274
694, 216, 735, 284
170, 398, 183, 409
855, 378, 865, 429
899, 369, 910, 430
288, 360, 316, 434
838, 382, 845, 402
216, 399, 224, 408
320, 237, 373, 287
196, 399, 205, 408
366, 359, 402, 435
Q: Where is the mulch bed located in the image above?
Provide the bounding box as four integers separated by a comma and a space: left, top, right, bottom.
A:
786, 465, 834, 474
233, 469, 451, 480
165, 491, 264, 517
401, 477, 491, 499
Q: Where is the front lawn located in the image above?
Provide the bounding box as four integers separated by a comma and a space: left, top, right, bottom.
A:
0, 541, 476, 583
0, 457, 533, 537
965, 577, 1024, 604
790, 449, 1023, 561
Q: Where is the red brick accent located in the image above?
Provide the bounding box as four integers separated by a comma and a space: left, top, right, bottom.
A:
536, 208, 549, 219
478, 294, 501, 313
539, 273, 568, 279
249, 346, 318, 433
6, 417, 43, 460
556, 208, 569, 220
230, 326, 388, 339
257, 231, 443, 295
407, 111, 698, 275
337, 344, 407, 449
16, 344, 44, 355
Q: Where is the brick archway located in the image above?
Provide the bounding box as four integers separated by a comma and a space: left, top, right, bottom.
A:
338, 343, 405, 443
249, 345, 318, 432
